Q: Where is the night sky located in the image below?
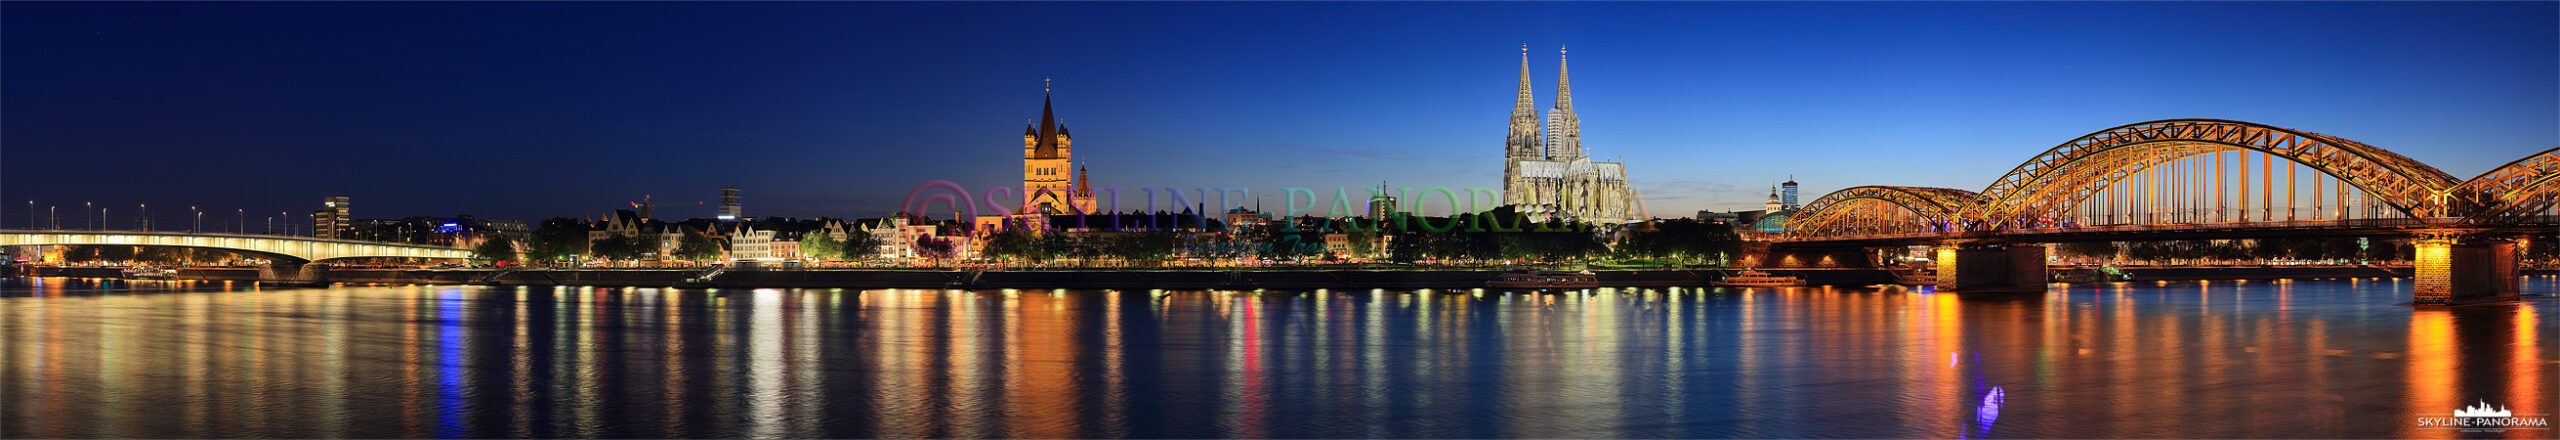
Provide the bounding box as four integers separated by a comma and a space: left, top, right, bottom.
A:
4, 2, 2552, 228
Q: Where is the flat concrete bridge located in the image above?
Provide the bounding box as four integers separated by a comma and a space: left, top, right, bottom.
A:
0, 230, 473, 285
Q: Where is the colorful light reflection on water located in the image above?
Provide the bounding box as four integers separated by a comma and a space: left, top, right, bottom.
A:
0, 277, 2552, 438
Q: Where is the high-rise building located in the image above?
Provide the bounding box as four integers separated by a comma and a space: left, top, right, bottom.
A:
718, 187, 741, 220
1782, 176, 1800, 210
1020, 82, 1096, 215
312, 196, 349, 239
1501, 45, 1634, 222
1367, 186, 1399, 222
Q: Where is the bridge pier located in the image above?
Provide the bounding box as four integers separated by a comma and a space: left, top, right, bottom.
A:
257, 262, 332, 287
2412, 232, 2518, 305
1934, 242, 2047, 293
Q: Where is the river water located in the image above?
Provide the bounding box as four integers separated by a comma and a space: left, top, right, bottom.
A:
2, 276, 2552, 438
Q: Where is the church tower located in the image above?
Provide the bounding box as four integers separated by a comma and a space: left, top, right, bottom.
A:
1503, 44, 1544, 205
1073, 165, 1094, 214
1022, 81, 1077, 214
1546, 45, 1583, 160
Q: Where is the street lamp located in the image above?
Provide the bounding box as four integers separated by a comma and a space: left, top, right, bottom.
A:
26, 200, 33, 229
102, 208, 109, 231
50, 206, 57, 229
86, 202, 93, 230
237, 209, 244, 234
267, 216, 274, 235
195, 207, 203, 234
139, 203, 147, 232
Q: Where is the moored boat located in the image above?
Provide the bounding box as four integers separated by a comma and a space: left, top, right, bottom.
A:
120, 266, 178, 280
1713, 269, 1803, 287
1487, 269, 1600, 291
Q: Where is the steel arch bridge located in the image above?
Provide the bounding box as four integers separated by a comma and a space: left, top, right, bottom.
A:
1787, 186, 1980, 237
1783, 118, 2557, 242
2447, 147, 2560, 224
1773, 119, 2555, 304
0, 230, 472, 263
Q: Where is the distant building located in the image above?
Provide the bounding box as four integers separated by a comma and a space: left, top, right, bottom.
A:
1764, 187, 1783, 213
1697, 210, 1741, 224
730, 224, 774, 261
717, 187, 742, 220
587, 210, 683, 259
1224, 207, 1270, 232
1782, 176, 1800, 210
311, 196, 350, 239
1367, 186, 1398, 222
862, 214, 943, 259
769, 237, 800, 261
1324, 233, 1353, 256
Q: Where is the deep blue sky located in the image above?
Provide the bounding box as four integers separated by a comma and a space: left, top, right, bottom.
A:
4, 2, 2553, 226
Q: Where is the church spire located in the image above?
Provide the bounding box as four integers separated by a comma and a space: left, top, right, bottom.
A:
1035, 82, 1060, 158
1546, 44, 1583, 160
1554, 45, 1574, 113
1514, 44, 1535, 115
1504, 44, 1543, 161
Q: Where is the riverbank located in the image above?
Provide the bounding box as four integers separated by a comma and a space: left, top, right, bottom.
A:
15, 264, 2547, 290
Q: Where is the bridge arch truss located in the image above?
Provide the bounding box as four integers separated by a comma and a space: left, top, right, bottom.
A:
1964, 119, 2462, 227
1786, 186, 1980, 238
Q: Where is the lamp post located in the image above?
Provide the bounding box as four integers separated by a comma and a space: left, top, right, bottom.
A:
86, 202, 93, 230
237, 209, 244, 234
50, 206, 57, 229
192, 206, 200, 233
26, 200, 34, 229
102, 208, 109, 231
267, 216, 274, 235
139, 203, 148, 231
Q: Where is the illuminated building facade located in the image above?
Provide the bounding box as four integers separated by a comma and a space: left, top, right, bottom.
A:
1021, 83, 1096, 215
1501, 45, 1634, 222
311, 196, 349, 239
1782, 176, 1800, 209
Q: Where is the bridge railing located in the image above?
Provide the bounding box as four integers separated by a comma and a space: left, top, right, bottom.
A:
1776, 217, 2489, 242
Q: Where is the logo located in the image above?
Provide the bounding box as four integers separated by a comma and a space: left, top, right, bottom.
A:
2455, 401, 2514, 418
2416, 399, 2549, 433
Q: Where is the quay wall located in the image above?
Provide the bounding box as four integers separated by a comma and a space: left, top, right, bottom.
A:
11, 265, 2553, 290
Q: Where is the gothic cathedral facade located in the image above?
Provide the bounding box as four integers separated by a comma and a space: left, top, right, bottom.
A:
1502, 46, 1635, 222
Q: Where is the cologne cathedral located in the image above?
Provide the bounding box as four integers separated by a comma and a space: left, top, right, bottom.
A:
1502, 45, 1635, 222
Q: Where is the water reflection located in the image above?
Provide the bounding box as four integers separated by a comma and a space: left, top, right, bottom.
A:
0, 277, 2551, 438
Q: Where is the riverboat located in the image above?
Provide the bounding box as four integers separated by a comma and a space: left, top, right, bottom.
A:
1713, 269, 1803, 287
2050, 265, 2131, 283
1486, 270, 1599, 291
121, 266, 178, 280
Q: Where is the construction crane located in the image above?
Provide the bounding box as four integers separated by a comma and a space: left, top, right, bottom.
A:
629, 194, 705, 220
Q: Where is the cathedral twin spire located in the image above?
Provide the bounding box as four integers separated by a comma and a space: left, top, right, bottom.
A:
1506, 45, 1544, 161
1506, 45, 1582, 162
1498, 45, 1633, 221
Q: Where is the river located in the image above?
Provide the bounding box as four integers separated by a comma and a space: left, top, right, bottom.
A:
2, 276, 2552, 438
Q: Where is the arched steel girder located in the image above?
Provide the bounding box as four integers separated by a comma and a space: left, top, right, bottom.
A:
2448, 146, 2560, 223
1965, 119, 2461, 224
1787, 186, 1980, 237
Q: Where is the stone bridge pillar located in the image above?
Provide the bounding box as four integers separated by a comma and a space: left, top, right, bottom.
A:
1934, 242, 2046, 293
2412, 231, 2519, 305
258, 262, 331, 287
